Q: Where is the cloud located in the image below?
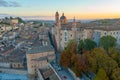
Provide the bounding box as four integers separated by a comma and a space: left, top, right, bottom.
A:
0, 0, 20, 7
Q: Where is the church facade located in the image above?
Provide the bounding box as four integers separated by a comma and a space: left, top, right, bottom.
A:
52, 12, 120, 52
52, 12, 84, 51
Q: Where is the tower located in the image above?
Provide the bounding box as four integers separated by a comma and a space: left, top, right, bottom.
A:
54, 11, 61, 52
55, 11, 59, 25
73, 17, 77, 40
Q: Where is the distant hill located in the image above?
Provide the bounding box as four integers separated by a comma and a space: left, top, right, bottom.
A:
0, 14, 120, 24
89, 18, 120, 25
0, 14, 54, 21
68, 19, 95, 23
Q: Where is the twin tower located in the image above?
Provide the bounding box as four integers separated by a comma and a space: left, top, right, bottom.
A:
55, 11, 68, 25
55, 11, 76, 25
54, 11, 77, 51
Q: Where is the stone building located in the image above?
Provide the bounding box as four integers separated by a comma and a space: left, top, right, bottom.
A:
11, 18, 19, 24
52, 11, 84, 51
26, 46, 55, 77
52, 11, 120, 51
0, 45, 25, 69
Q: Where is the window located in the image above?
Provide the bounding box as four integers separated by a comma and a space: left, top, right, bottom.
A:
114, 32, 115, 34
18, 64, 20, 67
117, 32, 118, 34
65, 37, 67, 41
110, 32, 112, 35
65, 32, 67, 36
71, 34, 72, 37
104, 32, 107, 35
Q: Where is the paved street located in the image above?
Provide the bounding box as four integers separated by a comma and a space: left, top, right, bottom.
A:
51, 61, 74, 80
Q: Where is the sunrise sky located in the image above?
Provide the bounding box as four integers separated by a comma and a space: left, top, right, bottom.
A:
0, 0, 120, 19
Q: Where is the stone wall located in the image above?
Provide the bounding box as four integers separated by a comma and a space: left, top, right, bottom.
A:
0, 68, 27, 75
0, 62, 11, 68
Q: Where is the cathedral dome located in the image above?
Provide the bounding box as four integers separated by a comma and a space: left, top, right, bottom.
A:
60, 13, 67, 24
60, 15, 66, 20
60, 13, 66, 20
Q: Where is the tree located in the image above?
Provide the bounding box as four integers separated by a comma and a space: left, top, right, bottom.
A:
78, 39, 96, 54
87, 48, 106, 73
60, 40, 77, 68
60, 40, 89, 77
77, 40, 84, 54
111, 68, 120, 80
72, 55, 82, 77
5, 17, 9, 20
65, 39, 77, 54
60, 50, 71, 68
84, 39, 97, 51
109, 47, 120, 67
88, 48, 118, 75
10, 16, 13, 19
17, 17, 25, 23
94, 68, 109, 80
99, 36, 117, 52
101, 19, 109, 26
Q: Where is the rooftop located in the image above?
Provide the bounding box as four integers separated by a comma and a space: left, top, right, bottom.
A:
39, 68, 59, 80
32, 56, 47, 61
27, 46, 54, 54
60, 22, 120, 31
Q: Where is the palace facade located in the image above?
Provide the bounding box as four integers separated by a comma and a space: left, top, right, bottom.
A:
52, 12, 120, 51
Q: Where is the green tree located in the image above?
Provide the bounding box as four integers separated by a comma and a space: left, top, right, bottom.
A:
77, 40, 84, 54
99, 36, 116, 52
10, 16, 13, 19
5, 17, 9, 20
94, 68, 109, 80
78, 39, 96, 54
84, 39, 97, 50
17, 17, 25, 23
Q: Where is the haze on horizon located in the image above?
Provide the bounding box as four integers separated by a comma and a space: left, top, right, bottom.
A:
0, 0, 120, 20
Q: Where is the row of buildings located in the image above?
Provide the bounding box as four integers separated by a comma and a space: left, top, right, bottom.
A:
52, 11, 120, 51
0, 18, 58, 79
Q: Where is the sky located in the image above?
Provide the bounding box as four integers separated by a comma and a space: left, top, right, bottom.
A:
0, 0, 120, 19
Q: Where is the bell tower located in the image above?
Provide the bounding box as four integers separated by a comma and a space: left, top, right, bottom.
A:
55, 11, 59, 25
54, 11, 61, 52
73, 16, 77, 40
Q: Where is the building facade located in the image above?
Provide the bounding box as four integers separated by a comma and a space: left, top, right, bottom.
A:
52, 12, 120, 51
52, 12, 83, 51
26, 46, 55, 76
